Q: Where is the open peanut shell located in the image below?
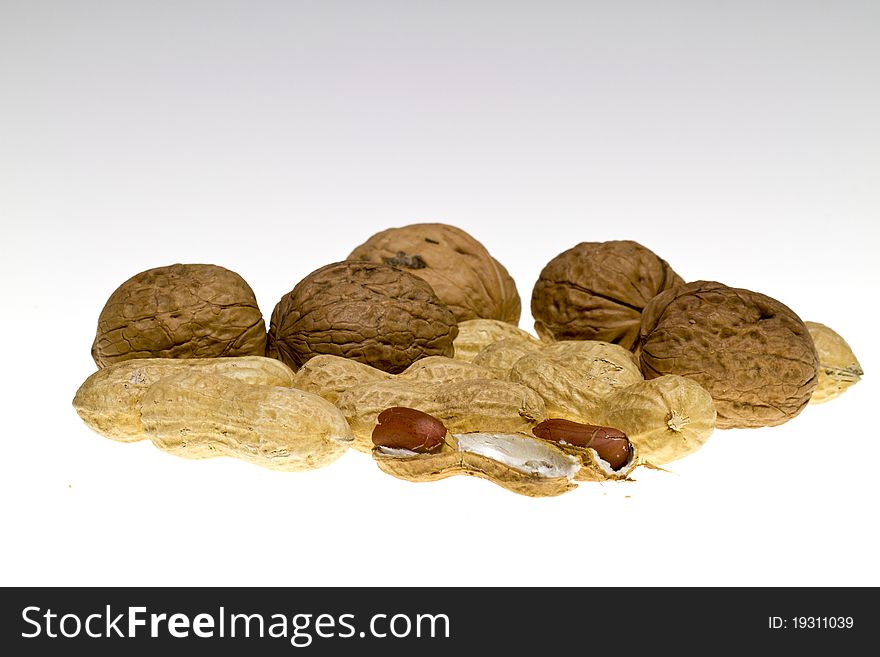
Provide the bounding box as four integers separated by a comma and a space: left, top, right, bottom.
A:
551, 441, 638, 482
373, 432, 580, 498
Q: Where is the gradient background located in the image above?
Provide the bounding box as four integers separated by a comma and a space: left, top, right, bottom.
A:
1, 1, 877, 586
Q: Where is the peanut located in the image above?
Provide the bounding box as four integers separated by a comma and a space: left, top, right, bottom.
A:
598, 375, 716, 465
471, 338, 543, 376
533, 419, 633, 472
290, 354, 498, 403
141, 371, 353, 471
453, 319, 541, 362
508, 341, 643, 421
73, 356, 297, 442
290, 355, 392, 403
806, 321, 863, 404
399, 356, 501, 383
372, 407, 448, 453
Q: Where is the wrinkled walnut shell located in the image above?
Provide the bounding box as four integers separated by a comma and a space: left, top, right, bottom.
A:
639, 281, 818, 429
267, 261, 458, 374
92, 263, 267, 367
531, 241, 684, 350
347, 223, 521, 324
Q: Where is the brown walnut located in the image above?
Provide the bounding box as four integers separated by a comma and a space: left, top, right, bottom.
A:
531, 240, 683, 350
92, 264, 267, 367
267, 261, 458, 374
347, 223, 521, 324
638, 281, 819, 429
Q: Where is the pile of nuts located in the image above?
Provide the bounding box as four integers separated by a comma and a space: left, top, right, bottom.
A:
73, 223, 863, 497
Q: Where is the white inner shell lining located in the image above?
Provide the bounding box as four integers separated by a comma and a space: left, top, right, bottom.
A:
453, 433, 580, 480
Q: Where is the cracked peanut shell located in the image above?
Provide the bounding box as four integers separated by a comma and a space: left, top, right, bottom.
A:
373, 432, 580, 497
639, 281, 818, 429
267, 261, 458, 374
337, 378, 547, 453
531, 240, 684, 350
92, 263, 267, 367
347, 223, 521, 324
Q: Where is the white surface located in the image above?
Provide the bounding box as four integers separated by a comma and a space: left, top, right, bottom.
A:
1, 1, 877, 586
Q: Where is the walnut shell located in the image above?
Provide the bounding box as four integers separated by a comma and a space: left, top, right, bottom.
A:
267, 261, 458, 374
639, 281, 819, 429
347, 223, 521, 324
92, 263, 267, 367
531, 240, 684, 350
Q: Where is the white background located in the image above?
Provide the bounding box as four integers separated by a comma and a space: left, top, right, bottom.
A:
1, 1, 877, 586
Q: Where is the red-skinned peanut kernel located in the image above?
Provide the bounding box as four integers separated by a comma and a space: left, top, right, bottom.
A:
533, 418, 632, 470
372, 407, 448, 453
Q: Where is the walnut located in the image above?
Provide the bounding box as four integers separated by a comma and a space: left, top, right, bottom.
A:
91, 264, 267, 367
267, 261, 458, 374
638, 281, 819, 429
347, 223, 521, 324
531, 240, 683, 350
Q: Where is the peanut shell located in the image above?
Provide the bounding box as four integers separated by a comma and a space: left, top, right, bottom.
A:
373, 432, 580, 497
73, 356, 296, 442
337, 378, 547, 453
141, 372, 353, 471
806, 321, 863, 404
598, 375, 716, 465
